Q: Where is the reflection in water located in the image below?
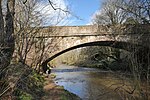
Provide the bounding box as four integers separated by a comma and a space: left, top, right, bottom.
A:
52, 65, 127, 100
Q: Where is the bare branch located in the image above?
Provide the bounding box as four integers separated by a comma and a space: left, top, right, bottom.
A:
23, 0, 27, 4
48, 0, 82, 20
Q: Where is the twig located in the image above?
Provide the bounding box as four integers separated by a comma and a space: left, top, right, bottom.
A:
23, 0, 27, 4
47, 0, 82, 20
48, 0, 68, 12
0, 85, 11, 97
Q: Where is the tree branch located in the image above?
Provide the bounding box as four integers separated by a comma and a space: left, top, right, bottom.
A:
0, 0, 4, 41
47, 0, 82, 20
23, 0, 27, 4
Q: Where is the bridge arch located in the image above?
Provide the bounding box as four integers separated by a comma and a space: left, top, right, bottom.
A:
41, 41, 143, 66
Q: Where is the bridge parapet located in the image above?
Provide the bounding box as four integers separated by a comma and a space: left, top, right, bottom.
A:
38, 25, 98, 36
37, 24, 150, 37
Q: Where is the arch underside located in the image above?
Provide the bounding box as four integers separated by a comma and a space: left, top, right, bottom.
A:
42, 41, 145, 66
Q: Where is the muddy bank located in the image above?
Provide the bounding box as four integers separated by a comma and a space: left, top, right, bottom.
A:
41, 76, 81, 100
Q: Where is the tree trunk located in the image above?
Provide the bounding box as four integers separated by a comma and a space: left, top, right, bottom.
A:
0, 0, 15, 79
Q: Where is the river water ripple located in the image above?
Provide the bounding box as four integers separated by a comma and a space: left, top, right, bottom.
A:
51, 64, 128, 100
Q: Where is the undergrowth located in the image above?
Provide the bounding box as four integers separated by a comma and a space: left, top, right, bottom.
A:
12, 68, 45, 100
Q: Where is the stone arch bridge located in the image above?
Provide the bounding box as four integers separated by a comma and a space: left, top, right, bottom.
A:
36, 24, 150, 66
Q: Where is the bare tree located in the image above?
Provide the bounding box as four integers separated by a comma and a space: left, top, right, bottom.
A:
13, 0, 69, 70
0, 0, 15, 98
0, 0, 69, 98
0, 0, 15, 78
91, 0, 150, 99
14, 0, 44, 64
92, 0, 128, 25
119, 0, 150, 24
90, 0, 127, 68
92, 0, 150, 25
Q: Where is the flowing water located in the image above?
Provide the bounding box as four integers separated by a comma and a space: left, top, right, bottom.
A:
51, 64, 132, 100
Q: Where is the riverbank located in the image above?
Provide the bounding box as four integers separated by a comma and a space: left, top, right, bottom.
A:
1, 63, 149, 100
0, 63, 80, 100
41, 75, 81, 100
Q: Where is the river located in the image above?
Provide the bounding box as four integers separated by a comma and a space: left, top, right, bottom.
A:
51, 64, 133, 100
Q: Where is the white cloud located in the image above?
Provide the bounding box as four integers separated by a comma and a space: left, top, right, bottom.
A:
88, 10, 100, 25
35, 0, 70, 26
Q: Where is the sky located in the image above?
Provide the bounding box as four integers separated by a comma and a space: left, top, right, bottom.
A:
38, 0, 101, 26
67, 0, 101, 26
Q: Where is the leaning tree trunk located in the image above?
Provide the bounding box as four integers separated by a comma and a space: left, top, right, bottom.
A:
0, 0, 15, 79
